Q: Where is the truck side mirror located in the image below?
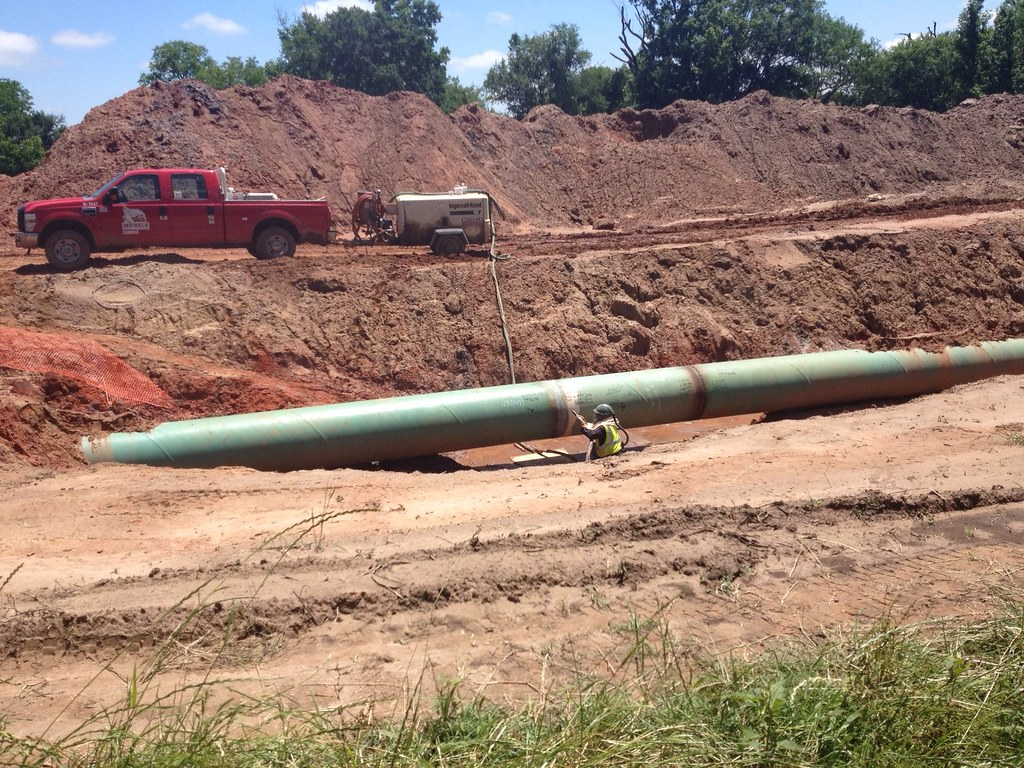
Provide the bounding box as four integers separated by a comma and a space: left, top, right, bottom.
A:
105, 187, 118, 205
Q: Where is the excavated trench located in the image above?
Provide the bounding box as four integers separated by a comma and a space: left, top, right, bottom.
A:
2, 205, 1024, 469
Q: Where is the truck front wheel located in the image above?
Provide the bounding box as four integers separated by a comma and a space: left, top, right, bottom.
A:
252, 227, 296, 260
45, 230, 91, 271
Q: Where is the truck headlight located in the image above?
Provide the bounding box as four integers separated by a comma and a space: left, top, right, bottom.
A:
24, 213, 36, 232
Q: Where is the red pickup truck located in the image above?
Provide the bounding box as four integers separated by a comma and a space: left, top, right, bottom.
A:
15, 168, 336, 270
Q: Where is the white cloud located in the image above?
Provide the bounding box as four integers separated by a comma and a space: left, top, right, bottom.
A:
0, 29, 38, 65
183, 13, 246, 35
301, 0, 373, 17
51, 30, 116, 48
448, 50, 504, 75
486, 11, 513, 26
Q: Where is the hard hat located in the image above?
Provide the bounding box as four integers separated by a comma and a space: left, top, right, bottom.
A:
594, 403, 615, 418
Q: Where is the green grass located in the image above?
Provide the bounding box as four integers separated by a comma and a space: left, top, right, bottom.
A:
2, 523, 1023, 767
999, 424, 1024, 447
1004, 431, 1024, 448
3, 602, 1021, 767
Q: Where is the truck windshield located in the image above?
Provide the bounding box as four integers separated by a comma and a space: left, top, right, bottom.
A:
88, 174, 123, 199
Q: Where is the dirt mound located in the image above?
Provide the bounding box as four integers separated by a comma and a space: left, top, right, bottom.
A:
4, 77, 1024, 232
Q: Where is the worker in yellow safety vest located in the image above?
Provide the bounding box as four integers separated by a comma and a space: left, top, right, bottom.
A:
576, 403, 628, 461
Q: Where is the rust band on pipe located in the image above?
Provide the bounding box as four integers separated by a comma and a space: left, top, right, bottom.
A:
81, 340, 1024, 471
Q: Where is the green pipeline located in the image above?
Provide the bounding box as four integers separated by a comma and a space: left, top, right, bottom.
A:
81, 340, 1024, 471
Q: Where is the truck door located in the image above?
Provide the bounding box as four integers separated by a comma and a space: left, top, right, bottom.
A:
93, 172, 168, 248
164, 172, 222, 246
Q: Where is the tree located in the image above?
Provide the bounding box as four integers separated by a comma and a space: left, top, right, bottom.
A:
140, 41, 271, 88
981, 0, 1024, 93
617, 0, 744, 107
277, 0, 449, 103
859, 33, 960, 112
575, 65, 634, 114
205, 56, 273, 89
617, 0, 872, 108
806, 14, 879, 103
0, 79, 65, 175
483, 24, 593, 118
437, 76, 484, 114
741, 0, 822, 97
954, 0, 991, 100
140, 41, 213, 85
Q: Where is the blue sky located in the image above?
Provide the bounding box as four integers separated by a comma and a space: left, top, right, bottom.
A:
0, 1, 1003, 125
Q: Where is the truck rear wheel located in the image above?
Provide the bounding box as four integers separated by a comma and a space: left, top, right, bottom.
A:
252, 227, 296, 260
45, 229, 91, 271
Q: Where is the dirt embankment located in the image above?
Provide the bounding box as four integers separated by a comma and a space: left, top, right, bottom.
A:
2, 212, 1024, 467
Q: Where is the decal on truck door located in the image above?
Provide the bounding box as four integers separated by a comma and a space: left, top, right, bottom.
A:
122, 208, 150, 233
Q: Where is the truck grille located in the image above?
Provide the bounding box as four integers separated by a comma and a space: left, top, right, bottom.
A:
17, 206, 24, 232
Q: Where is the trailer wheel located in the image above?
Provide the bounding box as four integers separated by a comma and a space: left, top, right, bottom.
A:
252, 227, 296, 260
431, 234, 465, 257
45, 229, 91, 271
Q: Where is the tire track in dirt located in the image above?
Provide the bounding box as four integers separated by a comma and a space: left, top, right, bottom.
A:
5, 490, 1023, 663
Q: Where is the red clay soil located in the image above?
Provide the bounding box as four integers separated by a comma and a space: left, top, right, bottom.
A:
1, 77, 1024, 737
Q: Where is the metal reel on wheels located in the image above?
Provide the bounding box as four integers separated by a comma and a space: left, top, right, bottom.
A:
351, 190, 395, 243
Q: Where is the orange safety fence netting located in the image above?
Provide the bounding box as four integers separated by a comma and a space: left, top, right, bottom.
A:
0, 326, 172, 408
